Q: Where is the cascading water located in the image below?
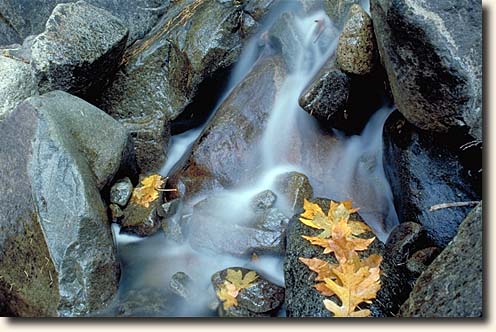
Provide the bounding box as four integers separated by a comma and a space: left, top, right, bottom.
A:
110, 1, 398, 317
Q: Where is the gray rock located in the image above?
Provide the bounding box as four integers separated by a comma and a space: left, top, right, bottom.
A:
250, 190, 277, 211
406, 247, 440, 275
274, 172, 313, 214
110, 177, 133, 207
323, 0, 361, 27
284, 198, 384, 317
212, 267, 284, 317
99, 288, 179, 317
400, 203, 483, 317
383, 111, 481, 247
336, 4, 377, 75
169, 56, 286, 199
0, 54, 38, 119
31, 1, 129, 97
109, 203, 124, 221
299, 58, 351, 128
98, 0, 272, 172
0, 90, 132, 316
188, 195, 289, 257
169, 272, 194, 302
0, 0, 165, 47
120, 201, 162, 238
371, 0, 482, 140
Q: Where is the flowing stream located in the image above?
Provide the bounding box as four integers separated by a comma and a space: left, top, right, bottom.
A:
111, 1, 398, 317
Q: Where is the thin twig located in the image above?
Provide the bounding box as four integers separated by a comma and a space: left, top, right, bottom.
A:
429, 201, 480, 212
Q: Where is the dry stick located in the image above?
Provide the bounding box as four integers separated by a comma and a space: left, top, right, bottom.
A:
428, 201, 480, 212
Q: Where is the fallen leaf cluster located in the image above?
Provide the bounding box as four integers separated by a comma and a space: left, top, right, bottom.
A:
130, 174, 164, 208
299, 199, 382, 317
216, 269, 258, 310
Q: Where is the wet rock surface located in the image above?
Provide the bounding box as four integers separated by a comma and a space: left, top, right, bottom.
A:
250, 190, 277, 211
299, 59, 351, 129
336, 4, 377, 75
31, 1, 128, 98
0, 0, 165, 47
406, 247, 440, 275
383, 111, 481, 247
169, 56, 286, 199
370, 221, 430, 316
188, 194, 289, 257
400, 203, 483, 317
371, 0, 482, 140
212, 267, 284, 317
0, 90, 132, 316
323, 0, 361, 27
98, 0, 272, 172
274, 172, 313, 214
284, 198, 384, 317
169, 272, 194, 303
120, 199, 163, 238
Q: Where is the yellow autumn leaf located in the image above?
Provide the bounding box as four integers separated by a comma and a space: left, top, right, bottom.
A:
303, 218, 376, 263
321, 259, 381, 317
216, 269, 258, 310
300, 199, 371, 238
130, 174, 164, 208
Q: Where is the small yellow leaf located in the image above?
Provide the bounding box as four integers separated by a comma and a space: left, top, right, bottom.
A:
130, 174, 164, 208
216, 269, 258, 309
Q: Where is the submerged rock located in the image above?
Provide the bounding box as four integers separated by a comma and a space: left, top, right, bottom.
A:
188, 195, 289, 257
212, 267, 284, 317
0, 0, 165, 47
31, 1, 129, 98
371, 0, 482, 140
250, 190, 277, 212
400, 203, 483, 317
106, 288, 179, 317
383, 111, 481, 247
169, 56, 286, 199
336, 4, 377, 75
0, 90, 133, 316
169, 272, 194, 303
0, 54, 37, 119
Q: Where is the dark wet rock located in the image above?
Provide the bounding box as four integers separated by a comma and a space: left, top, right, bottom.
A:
406, 247, 440, 275
0, 0, 165, 47
299, 58, 351, 128
274, 172, 313, 214
244, 0, 277, 20
169, 56, 286, 199
400, 203, 483, 317
250, 190, 277, 212
188, 195, 289, 257
370, 222, 429, 316
110, 178, 133, 207
383, 111, 481, 247
120, 201, 162, 238
0, 90, 132, 316
323, 0, 361, 27
98, 0, 272, 172
371, 0, 482, 140
169, 272, 194, 303
106, 288, 179, 317
212, 267, 284, 317
109, 204, 124, 222
0, 54, 37, 119
30, 1, 128, 98
158, 198, 181, 219
284, 198, 384, 317
336, 4, 377, 75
